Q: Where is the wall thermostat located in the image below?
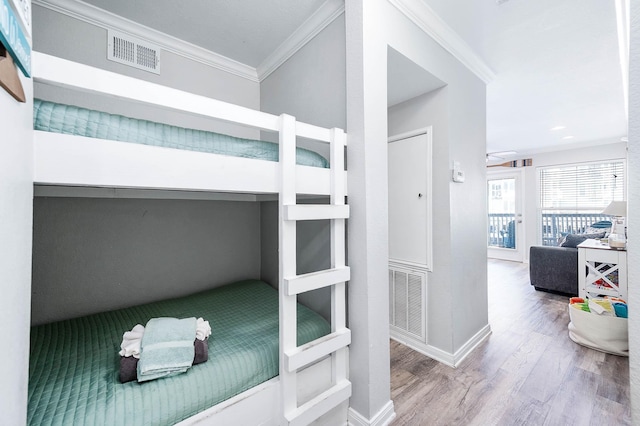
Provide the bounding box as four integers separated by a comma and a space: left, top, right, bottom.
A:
452, 161, 465, 183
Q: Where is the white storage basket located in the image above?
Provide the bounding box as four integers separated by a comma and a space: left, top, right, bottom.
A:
568, 305, 628, 356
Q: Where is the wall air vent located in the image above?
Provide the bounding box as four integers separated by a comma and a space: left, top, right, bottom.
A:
389, 264, 426, 342
107, 30, 160, 74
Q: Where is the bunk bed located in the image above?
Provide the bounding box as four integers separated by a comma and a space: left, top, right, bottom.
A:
32, 54, 340, 197
30, 52, 351, 425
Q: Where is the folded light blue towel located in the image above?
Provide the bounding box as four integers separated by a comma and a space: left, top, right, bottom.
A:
137, 317, 197, 382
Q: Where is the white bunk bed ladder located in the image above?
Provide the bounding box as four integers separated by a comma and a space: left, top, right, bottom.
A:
278, 114, 351, 426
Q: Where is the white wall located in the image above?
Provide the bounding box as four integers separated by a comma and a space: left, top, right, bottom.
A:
422, 0, 484, 56
345, 1, 392, 421
32, 198, 261, 324
627, 0, 639, 421
0, 59, 33, 423
518, 142, 627, 262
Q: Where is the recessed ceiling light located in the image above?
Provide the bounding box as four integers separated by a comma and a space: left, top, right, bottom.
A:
562, 136, 574, 140
550, 126, 566, 131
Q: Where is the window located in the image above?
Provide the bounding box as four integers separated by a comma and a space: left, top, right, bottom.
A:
538, 160, 625, 245
490, 183, 502, 200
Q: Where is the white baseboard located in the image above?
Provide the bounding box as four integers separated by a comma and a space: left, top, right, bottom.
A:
453, 324, 492, 366
348, 400, 396, 426
391, 324, 492, 368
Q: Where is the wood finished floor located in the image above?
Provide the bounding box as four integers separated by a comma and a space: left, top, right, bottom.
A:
390, 258, 631, 426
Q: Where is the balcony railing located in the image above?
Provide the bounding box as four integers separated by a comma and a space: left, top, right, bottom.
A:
488, 212, 612, 248
540, 212, 611, 246
488, 213, 516, 248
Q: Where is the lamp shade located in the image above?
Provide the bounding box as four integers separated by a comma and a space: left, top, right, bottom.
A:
602, 200, 627, 216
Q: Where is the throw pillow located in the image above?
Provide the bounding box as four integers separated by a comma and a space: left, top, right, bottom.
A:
559, 232, 606, 248
584, 226, 611, 235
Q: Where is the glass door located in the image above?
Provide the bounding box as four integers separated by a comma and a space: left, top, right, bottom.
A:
487, 170, 523, 261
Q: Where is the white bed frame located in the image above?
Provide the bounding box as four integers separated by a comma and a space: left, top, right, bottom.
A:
32, 52, 351, 426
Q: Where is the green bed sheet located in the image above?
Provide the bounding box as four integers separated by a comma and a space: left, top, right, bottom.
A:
28, 279, 330, 425
33, 99, 329, 168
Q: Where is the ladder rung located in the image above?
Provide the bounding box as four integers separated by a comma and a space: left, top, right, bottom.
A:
284, 267, 350, 296
285, 328, 351, 372
284, 204, 349, 221
286, 380, 352, 426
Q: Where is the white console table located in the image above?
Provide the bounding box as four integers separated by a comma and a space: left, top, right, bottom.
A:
577, 239, 627, 300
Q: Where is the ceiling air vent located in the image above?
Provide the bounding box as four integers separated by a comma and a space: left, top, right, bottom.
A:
107, 30, 160, 74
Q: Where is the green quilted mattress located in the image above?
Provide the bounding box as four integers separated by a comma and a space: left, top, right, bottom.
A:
33, 99, 329, 168
28, 279, 330, 425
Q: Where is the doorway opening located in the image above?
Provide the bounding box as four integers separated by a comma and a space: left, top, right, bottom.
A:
487, 169, 524, 262
387, 46, 444, 358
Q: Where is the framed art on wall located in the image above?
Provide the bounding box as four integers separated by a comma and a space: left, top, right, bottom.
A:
0, 0, 31, 77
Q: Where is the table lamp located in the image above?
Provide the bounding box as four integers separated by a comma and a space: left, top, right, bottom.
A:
602, 200, 627, 248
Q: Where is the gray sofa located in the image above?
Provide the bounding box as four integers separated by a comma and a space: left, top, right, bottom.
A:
529, 246, 579, 295
529, 229, 608, 296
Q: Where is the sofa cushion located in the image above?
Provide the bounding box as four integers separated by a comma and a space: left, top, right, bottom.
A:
559, 232, 606, 248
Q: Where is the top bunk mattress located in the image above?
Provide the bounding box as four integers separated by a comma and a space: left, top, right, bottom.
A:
28, 279, 330, 426
33, 99, 329, 169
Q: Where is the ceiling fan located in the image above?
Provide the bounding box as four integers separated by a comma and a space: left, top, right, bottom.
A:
486, 151, 517, 162
486, 151, 533, 168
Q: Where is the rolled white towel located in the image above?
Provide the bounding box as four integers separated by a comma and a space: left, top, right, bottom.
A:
119, 324, 145, 358
196, 317, 211, 341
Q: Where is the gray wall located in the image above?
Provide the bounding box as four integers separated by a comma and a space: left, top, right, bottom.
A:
388, 87, 455, 351
260, 14, 346, 159
32, 5, 261, 139
0, 52, 34, 424
32, 198, 261, 325
384, 2, 488, 355
259, 15, 346, 321
30, 5, 267, 326
260, 200, 332, 321
346, 0, 488, 420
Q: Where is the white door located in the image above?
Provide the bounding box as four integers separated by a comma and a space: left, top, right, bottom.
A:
487, 169, 524, 262
388, 130, 432, 269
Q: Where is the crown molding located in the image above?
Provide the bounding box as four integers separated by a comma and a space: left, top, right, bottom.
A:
257, 0, 344, 81
388, 0, 495, 84
31, 0, 493, 86
32, 0, 259, 82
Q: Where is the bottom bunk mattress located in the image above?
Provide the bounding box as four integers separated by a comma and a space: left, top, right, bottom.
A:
33, 99, 330, 168
28, 279, 330, 425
